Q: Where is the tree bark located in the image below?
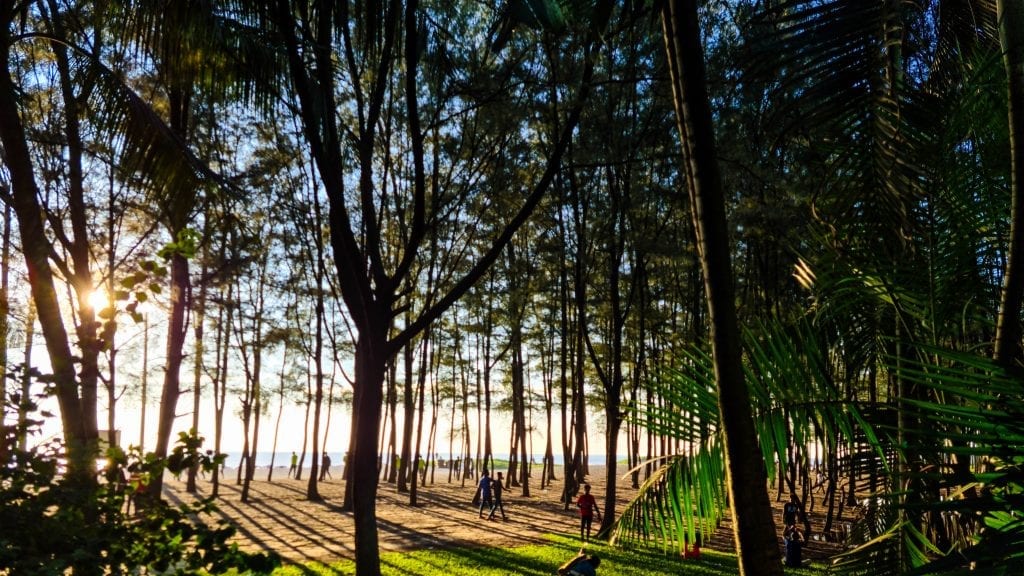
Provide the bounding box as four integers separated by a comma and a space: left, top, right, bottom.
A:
349, 315, 390, 575
994, 0, 1024, 372
0, 38, 94, 482
151, 250, 189, 498
661, 2, 783, 574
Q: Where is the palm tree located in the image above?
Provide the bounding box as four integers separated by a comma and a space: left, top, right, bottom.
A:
994, 0, 1024, 371
659, 2, 783, 574
0, 0, 207, 483
617, 2, 1024, 574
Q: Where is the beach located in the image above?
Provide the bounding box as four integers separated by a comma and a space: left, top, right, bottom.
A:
164, 464, 633, 565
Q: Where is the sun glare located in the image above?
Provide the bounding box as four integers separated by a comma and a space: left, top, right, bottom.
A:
87, 287, 110, 311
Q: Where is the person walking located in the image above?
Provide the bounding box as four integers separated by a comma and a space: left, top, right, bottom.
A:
319, 452, 332, 481
477, 469, 493, 518
576, 484, 602, 542
488, 472, 508, 520
288, 451, 298, 478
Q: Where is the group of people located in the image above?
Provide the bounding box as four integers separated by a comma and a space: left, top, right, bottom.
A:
557, 483, 810, 573
782, 494, 806, 567
286, 451, 334, 481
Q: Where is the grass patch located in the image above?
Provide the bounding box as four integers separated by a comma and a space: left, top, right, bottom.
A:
264, 534, 829, 575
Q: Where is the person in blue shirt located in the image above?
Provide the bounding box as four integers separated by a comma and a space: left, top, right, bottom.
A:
477, 469, 493, 518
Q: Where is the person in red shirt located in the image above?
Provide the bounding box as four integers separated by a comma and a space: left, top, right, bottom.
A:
682, 534, 701, 560
575, 484, 602, 542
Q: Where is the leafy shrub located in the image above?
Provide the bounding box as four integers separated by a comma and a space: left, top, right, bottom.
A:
1, 406, 279, 575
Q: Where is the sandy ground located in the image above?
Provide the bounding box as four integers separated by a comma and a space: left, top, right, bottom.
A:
163, 463, 841, 567
163, 464, 633, 566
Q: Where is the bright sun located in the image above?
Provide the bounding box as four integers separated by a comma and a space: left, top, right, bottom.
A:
87, 287, 110, 311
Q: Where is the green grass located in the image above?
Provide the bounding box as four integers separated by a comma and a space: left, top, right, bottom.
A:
260, 534, 829, 575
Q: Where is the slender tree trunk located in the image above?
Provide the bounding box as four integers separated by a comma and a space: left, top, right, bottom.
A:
0, 49, 93, 482
48, 14, 103, 478
386, 363, 399, 483
211, 282, 233, 497
152, 75, 196, 500
268, 340, 290, 482
139, 313, 149, 451
305, 263, 325, 500
661, 3, 783, 574
187, 259, 208, 493
162, 265, 191, 490
995, 0, 1024, 372
17, 302, 36, 451
398, 329, 415, 492
410, 331, 430, 504
0, 203, 9, 419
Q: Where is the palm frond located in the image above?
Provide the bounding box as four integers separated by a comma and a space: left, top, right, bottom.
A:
828, 347, 1024, 575
614, 317, 872, 551
611, 449, 727, 555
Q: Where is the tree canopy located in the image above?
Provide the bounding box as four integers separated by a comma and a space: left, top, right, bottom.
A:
2, 1, 1024, 575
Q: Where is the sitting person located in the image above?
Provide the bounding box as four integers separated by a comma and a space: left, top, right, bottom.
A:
783, 523, 805, 567
558, 550, 601, 576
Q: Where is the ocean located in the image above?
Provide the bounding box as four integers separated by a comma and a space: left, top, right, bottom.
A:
221, 451, 572, 468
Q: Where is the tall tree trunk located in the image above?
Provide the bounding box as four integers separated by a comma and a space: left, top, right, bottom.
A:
240, 258, 268, 501
211, 281, 233, 497
0, 43, 93, 482
349, 316, 390, 576
305, 250, 325, 501
398, 327, 415, 492
0, 203, 9, 419
410, 330, 431, 504
139, 312, 150, 451
268, 337, 291, 482
995, 0, 1024, 372
187, 259, 208, 493
661, 3, 783, 574
592, 165, 627, 536
151, 84, 195, 500
17, 302, 35, 451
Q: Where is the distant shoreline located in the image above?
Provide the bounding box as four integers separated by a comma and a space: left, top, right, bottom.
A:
219, 450, 593, 468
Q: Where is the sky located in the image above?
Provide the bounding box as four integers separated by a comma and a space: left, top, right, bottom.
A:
8, 287, 628, 467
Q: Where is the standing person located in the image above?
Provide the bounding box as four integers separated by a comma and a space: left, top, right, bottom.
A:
488, 471, 508, 520
477, 469, 493, 518
288, 451, 298, 478
319, 452, 332, 481
783, 494, 800, 527
576, 484, 602, 542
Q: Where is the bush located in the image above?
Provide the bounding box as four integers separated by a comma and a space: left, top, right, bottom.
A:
1, 409, 279, 575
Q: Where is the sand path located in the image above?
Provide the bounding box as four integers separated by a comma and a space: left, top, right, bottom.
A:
164, 464, 841, 567
164, 464, 630, 565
